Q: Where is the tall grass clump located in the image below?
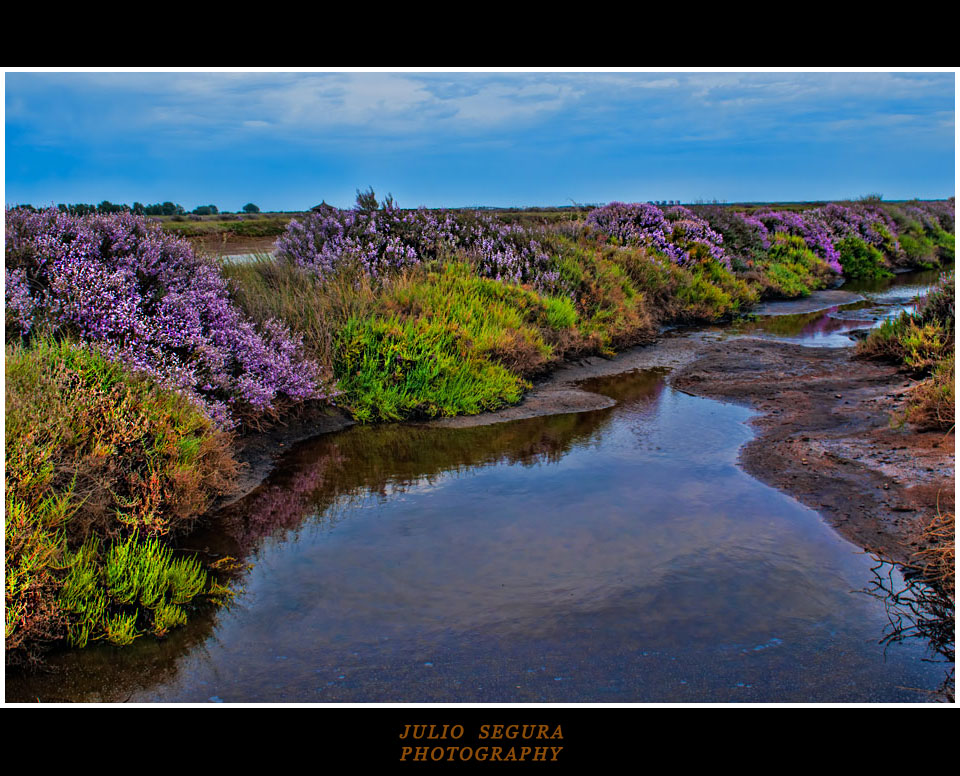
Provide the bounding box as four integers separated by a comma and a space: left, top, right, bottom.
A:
754, 234, 835, 298
333, 263, 580, 422
221, 254, 348, 370
5, 337, 235, 664
914, 509, 955, 600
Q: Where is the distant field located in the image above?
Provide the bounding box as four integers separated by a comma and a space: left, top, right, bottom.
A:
158, 213, 296, 238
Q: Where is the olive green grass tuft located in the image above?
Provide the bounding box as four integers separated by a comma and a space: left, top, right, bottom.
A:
5, 337, 236, 664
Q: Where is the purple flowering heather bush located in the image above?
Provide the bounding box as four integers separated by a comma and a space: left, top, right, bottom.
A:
5, 208, 326, 427
584, 202, 684, 265
276, 192, 561, 293
811, 203, 898, 251
740, 209, 844, 274
662, 205, 730, 269
583, 202, 730, 270
723, 200, 955, 279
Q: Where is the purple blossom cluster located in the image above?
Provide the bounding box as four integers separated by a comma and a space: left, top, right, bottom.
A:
902, 200, 955, 234
276, 201, 560, 291
4, 267, 35, 333
809, 203, 898, 252
459, 216, 560, 290
737, 210, 844, 273
5, 208, 326, 426
585, 202, 728, 268
732, 201, 953, 275
585, 202, 683, 263
735, 213, 771, 250
663, 206, 729, 268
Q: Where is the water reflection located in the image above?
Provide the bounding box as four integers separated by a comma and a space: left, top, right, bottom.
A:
724, 270, 941, 348
861, 557, 955, 702
6, 365, 951, 703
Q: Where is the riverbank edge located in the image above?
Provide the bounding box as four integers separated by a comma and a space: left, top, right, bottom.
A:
221, 327, 725, 508
225, 297, 952, 573
671, 340, 954, 569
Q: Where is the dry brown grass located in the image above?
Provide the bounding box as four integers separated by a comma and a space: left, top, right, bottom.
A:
905, 352, 955, 431
914, 509, 955, 600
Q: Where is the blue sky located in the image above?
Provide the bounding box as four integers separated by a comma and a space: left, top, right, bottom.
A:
4, 70, 956, 211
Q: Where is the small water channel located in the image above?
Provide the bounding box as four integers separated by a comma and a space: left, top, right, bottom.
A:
718, 269, 941, 348
6, 271, 951, 703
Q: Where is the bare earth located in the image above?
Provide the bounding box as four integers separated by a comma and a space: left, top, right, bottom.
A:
671, 339, 954, 566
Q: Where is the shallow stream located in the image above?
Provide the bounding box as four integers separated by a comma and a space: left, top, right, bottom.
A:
6, 271, 951, 703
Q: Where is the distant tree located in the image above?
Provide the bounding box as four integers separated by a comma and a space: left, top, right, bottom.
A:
150, 201, 186, 216
191, 204, 220, 216
61, 203, 97, 216
132, 202, 146, 215
242, 203, 260, 214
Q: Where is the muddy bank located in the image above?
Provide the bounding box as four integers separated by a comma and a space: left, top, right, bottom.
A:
671, 339, 954, 566
222, 404, 355, 507
750, 289, 865, 316
222, 330, 728, 502
426, 330, 724, 429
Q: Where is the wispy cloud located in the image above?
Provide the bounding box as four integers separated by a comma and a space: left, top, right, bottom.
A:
5, 70, 954, 208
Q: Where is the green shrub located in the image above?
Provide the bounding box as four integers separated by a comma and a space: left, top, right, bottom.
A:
836, 236, 892, 279
334, 313, 526, 423
898, 232, 939, 267
5, 338, 236, 664
754, 234, 832, 298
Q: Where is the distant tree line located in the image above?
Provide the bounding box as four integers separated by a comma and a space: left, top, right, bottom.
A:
10, 201, 262, 216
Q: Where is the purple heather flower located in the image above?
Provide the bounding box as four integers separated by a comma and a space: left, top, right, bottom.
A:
5, 208, 329, 427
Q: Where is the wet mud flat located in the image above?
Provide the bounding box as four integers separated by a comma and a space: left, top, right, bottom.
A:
672, 339, 953, 566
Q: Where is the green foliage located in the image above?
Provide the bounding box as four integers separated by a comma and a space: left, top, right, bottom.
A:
58, 535, 216, 647
756, 234, 832, 298
56, 531, 212, 647
335, 313, 526, 423
898, 232, 938, 267
836, 236, 892, 279
859, 271, 954, 431
332, 263, 574, 421
544, 296, 578, 330
859, 272, 954, 375
932, 228, 955, 264
605, 241, 756, 323
5, 338, 236, 663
